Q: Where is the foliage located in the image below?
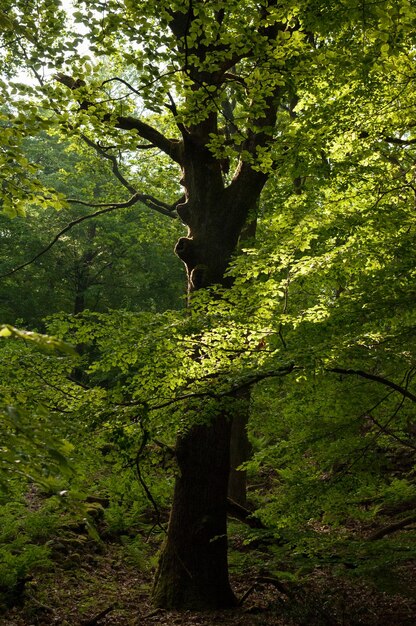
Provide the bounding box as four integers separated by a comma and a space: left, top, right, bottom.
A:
0, 132, 185, 326
0, 502, 54, 609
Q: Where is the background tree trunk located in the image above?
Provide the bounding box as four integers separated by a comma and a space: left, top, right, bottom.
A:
228, 216, 258, 506
228, 394, 251, 508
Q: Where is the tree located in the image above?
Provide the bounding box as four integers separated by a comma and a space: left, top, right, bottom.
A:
1, 0, 416, 611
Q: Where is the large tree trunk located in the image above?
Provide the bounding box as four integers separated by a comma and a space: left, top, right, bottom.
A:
54, 2, 283, 611
152, 413, 237, 609
152, 103, 273, 608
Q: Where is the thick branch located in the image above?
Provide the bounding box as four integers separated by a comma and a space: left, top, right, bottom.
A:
384, 136, 416, 146
359, 129, 416, 146
114, 115, 182, 163
228, 12, 291, 194
55, 74, 183, 164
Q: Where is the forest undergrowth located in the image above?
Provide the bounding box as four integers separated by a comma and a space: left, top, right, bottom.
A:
1, 488, 415, 626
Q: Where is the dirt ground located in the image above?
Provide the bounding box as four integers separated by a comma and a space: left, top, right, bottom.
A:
3, 540, 416, 626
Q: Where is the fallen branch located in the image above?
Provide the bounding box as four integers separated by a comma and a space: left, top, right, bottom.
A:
82, 605, 115, 626
238, 575, 289, 605
227, 497, 266, 529
369, 514, 416, 541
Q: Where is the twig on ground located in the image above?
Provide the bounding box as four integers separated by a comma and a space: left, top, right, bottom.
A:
82, 604, 115, 625
238, 575, 290, 605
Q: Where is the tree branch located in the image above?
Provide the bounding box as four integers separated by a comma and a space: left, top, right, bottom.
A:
80, 138, 180, 215
142, 364, 296, 412
67, 194, 175, 216
0, 192, 175, 279
359, 129, 416, 146
80, 134, 138, 195
327, 368, 416, 403
114, 115, 183, 163
101, 71, 182, 95
55, 74, 183, 164
365, 412, 416, 451
384, 136, 416, 146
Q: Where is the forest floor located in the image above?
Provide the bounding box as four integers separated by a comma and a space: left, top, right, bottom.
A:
3, 535, 416, 626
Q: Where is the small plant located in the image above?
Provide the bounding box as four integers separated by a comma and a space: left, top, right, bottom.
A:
0, 502, 59, 608
119, 534, 151, 570
0, 541, 51, 609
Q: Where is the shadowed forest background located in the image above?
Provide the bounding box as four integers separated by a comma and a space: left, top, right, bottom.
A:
0, 0, 415, 624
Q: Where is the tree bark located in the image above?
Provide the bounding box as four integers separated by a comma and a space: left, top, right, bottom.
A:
152, 126, 267, 607
227, 216, 258, 506
147, 45, 281, 594
149, 4, 281, 605
152, 413, 237, 609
